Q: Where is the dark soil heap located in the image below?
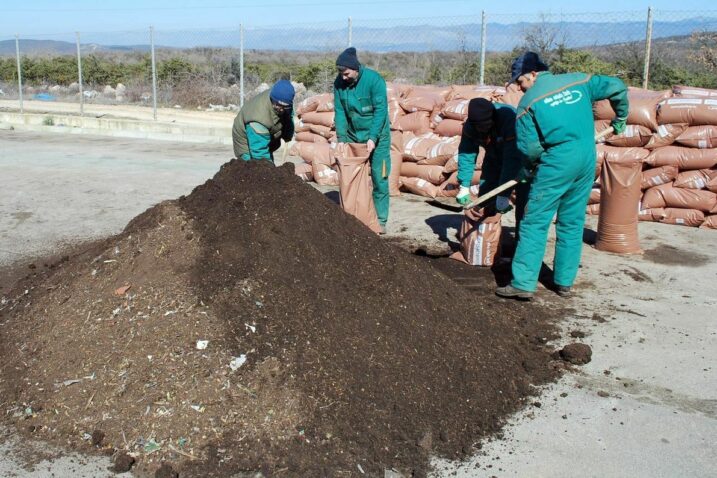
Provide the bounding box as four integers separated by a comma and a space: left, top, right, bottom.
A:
0, 160, 559, 477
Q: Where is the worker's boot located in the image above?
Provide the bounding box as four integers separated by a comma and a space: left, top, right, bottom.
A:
495, 284, 533, 300
378, 224, 387, 235
553, 285, 572, 298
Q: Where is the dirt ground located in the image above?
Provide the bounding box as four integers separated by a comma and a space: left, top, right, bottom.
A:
1, 129, 716, 477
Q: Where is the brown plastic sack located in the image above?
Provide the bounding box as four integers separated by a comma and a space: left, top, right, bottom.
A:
675, 125, 717, 149
595, 153, 643, 254
442, 99, 470, 120
400, 176, 440, 198
497, 83, 524, 108
386, 82, 412, 100
589, 187, 601, 204
606, 124, 653, 147
586, 203, 600, 215
399, 92, 444, 113
296, 93, 334, 115
389, 99, 405, 128
311, 144, 340, 186
594, 88, 669, 131
645, 123, 689, 149
335, 143, 381, 234
641, 182, 717, 212
394, 111, 431, 134
437, 178, 459, 198
448, 85, 496, 101
295, 131, 329, 144
659, 208, 705, 227
596, 145, 650, 164
641, 165, 678, 190
389, 151, 403, 197
450, 208, 502, 266
699, 215, 717, 229
290, 141, 332, 164
417, 137, 460, 165
400, 162, 445, 185
402, 135, 441, 161
410, 85, 452, 101
657, 98, 717, 126
638, 207, 666, 222
443, 156, 458, 174
434, 118, 465, 137
672, 85, 717, 98
674, 169, 717, 189
301, 111, 334, 128
708, 175, 717, 193
644, 146, 717, 170
308, 123, 333, 139
294, 162, 313, 182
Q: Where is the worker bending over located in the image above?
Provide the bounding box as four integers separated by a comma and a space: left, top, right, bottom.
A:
232, 80, 295, 162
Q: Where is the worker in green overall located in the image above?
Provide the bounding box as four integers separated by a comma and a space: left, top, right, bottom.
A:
232, 79, 295, 162
333, 47, 391, 234
455, 98, 530, 232
496, 51, 628, 300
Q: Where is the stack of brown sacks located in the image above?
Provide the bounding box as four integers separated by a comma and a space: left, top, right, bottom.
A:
590, 85, 717, 231
290, 83, 524, 200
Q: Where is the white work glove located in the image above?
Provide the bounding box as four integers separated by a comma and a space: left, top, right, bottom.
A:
495, 195, 512, 213
456, 186, 471, 206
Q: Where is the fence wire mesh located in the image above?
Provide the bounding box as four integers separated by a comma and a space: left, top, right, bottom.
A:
1, 9, 716, 114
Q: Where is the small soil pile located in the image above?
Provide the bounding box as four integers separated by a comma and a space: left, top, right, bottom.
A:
0, 160, 560, 477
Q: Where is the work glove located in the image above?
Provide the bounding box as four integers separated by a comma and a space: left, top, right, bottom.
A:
611, 117, 627, 136
516, 166, 534, 183
495, 196, 513, 214
456, 186, 471, 206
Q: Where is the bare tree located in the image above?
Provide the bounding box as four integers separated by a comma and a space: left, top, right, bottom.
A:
521, 13, 566, 63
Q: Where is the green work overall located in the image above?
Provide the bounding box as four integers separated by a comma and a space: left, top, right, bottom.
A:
334, 66, 391, 226
512, 72, 628, 292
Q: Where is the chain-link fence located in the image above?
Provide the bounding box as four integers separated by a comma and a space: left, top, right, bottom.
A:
1, 9, 716, 117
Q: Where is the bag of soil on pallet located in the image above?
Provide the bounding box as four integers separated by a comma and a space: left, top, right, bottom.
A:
450, 207, 502, 267
673, 169, 717, 189
657, 98, 717, 126
294, 162, 313, 182
399, 92, 445, 113
290, 141, 333, 164
645, 123, 689, 149
295, 131, 329, 144
595, 151, 643, 254
675, 125, 717, 149
394, 111, 431, 135
659, 208, 705, 227
594, 88, 669, 131
417, 137, 460, 165
400, 162, 446, 185
301, 111, 335, 128
641, 182, 717, 212
389, 131, 404, 197
645, 146, 717, 170
700, 215, 717, 229
335, 143, 381, 234
641, 165, 678, 190
434, 118, 465, 138
638, 207, 666, 222
595, 120, 652, 147
311, 144, 340, 186
296, 93, 334, 115
400, 176, 440, 198
672, 85, 717, 98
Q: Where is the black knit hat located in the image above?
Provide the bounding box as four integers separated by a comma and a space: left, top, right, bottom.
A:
467, 98, 494, 133
336, 47, 360, 71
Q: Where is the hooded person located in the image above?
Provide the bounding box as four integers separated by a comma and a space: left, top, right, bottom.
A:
232, 79, 295, 162
455, 97, 531, 235
495, 51, 628, 300
333, 47, 391, 234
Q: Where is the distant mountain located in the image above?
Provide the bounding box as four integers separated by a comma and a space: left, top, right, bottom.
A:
1, 17, 715, 55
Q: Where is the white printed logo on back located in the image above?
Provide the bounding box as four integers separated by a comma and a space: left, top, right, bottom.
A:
543, 89, 584, 107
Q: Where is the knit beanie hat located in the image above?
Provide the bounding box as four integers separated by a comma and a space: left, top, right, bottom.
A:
269, 80, 295, 105
467, 98, 494, 133
336, 47, 361, 71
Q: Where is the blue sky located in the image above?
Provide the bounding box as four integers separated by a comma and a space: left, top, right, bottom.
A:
1, 0, 716, 35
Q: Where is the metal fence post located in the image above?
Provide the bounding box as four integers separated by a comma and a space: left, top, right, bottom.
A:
150, 26, 158, 120
15, 34, 23, 113
240, 23, 245, 108
76, 31, 84, 116
479, 10, 487, 86
642, 6, 654, 90
348, 17, 352, 47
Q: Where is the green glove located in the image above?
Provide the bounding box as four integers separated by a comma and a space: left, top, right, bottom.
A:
611, 117, 627, 135
456, 186, 471, 206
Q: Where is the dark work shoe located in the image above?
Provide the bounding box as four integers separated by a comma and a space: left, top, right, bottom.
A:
554, 285, 572, 298
495, 285, 533, 300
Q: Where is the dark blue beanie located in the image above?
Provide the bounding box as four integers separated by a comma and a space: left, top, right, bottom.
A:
270, 80, 295, 104
510, 51, 548, 84
336, 47, 360, 71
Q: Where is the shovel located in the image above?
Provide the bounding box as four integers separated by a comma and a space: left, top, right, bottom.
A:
459, 126, 615, 211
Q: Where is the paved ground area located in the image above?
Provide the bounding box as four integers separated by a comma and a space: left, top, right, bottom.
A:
1, 130, 715, 477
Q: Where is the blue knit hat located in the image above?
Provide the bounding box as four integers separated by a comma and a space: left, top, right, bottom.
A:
269, 80, 295, 105
510, 51, 548, 84
336, 47, 360, 71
